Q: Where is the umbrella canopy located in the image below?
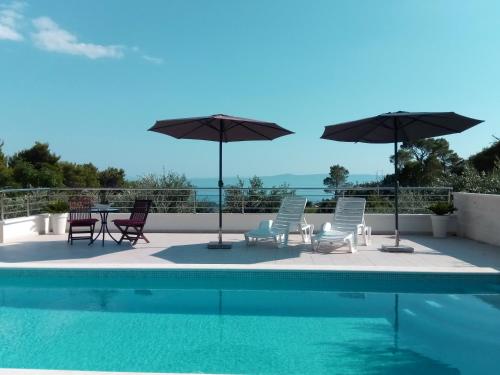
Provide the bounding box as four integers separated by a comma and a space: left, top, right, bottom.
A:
321, 111, 482, 143
149, 114, 293, 249
321, 111, 483, 252
150, 114, 293, 142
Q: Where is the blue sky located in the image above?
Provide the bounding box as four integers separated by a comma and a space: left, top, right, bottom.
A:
0, 0, 498, 180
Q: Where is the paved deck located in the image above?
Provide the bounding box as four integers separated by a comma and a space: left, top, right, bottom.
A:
0, 233, 499, 273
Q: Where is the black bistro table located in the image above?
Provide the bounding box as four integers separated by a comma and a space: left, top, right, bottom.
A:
90, 205, 119, 246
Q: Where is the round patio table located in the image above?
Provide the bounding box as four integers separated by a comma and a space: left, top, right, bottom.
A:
90, 206, 119, 246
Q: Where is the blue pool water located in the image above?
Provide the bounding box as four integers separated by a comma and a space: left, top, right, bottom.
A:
0, 269, 499, 374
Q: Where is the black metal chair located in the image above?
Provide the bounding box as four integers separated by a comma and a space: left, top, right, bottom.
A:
112, 199, 152, 245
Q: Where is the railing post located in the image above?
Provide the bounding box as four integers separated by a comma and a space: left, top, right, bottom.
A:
241, 190, 245, 214
26, 194, 30, 217
448, 188, 452, 203
0, 193, 4, 220
193, 190, 197, 214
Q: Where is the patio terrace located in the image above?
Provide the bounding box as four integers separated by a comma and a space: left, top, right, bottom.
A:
1, 232, 499, 273
1, 187, 500, 274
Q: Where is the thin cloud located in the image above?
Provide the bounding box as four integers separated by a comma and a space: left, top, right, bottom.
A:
0, 1, 24, 41
31, 16, 124, 59
131, 45, 163, 64
142, 54, 163, 64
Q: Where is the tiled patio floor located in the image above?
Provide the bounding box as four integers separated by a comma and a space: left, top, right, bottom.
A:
0, 233, 499, 273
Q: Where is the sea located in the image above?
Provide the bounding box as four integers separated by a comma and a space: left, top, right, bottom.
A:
188, 174, 379, 203
189, 173, 378, 188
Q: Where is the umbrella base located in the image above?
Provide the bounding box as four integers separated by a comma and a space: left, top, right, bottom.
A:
380, 244, 414, 253
207, 241, 233, 249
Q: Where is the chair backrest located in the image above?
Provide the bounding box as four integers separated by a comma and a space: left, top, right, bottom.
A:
332, 197, 366, 234
271, 196, 307, 233
129, 199, 152, 223
68, 196, 93, 221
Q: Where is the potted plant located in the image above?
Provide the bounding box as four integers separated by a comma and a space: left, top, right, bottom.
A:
47, 200, 69, 235
428, 202, 456, 238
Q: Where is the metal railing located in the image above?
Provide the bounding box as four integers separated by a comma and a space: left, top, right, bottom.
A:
0, 186, 453, 220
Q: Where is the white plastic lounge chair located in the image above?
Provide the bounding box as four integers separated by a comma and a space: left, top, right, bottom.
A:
245, 196, 309, 248
311, 197, 367, 253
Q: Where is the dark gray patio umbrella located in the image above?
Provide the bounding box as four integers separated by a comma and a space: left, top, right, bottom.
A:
149, 114, 293, 249
321, 111, 483, 252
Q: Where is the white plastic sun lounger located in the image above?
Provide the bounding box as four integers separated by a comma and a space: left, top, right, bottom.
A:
244, 196, 309, 248
311, 197, 367, 253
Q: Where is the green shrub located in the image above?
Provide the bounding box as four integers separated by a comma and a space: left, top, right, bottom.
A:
428, 202, 456, 215
46, 200, 69, 214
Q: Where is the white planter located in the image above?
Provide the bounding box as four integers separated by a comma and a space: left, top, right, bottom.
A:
50, 213, 68, 235
430, 215, 450, 238
38, 213, 50, 234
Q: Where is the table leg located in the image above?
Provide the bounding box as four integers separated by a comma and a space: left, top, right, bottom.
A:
101, 212, 108, 246
90, 210, 119, 246
90, 214, 104, 245
104, 223, 118, 244
102, 211, 118, 244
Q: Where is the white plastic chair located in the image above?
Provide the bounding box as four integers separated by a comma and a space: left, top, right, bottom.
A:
244, 196, 308, 248
311, 197, 367, 253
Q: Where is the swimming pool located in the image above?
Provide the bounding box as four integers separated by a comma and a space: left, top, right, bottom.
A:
0, 269, 499, 374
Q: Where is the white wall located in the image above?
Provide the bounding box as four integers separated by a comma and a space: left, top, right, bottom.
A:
454, 192, 500, 246
0, 215, 44, 243
103, 212, 442, 234
1, 212, 449, 244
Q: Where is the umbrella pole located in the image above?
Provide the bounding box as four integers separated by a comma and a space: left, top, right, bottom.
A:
394, 135, 399, 246
380, 117, 413, 252
218, 130, 223, 244
208, 121, 232, 249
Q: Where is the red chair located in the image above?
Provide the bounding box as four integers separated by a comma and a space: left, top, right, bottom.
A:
113, 199, 152, 245
68, 196, 99, 245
